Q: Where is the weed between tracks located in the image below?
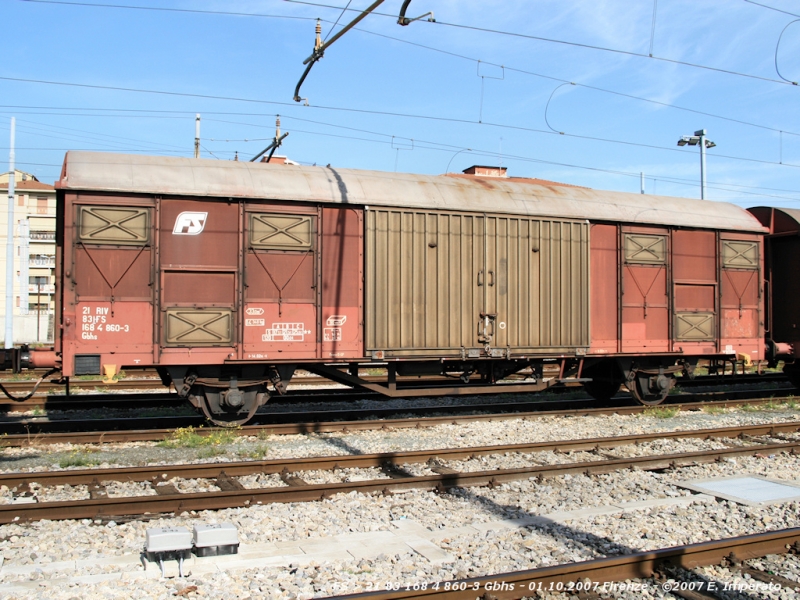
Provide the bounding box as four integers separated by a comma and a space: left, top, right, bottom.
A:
236, 444, 270, 460
642, 406, 679, 419
157, 426, 271, 460
58, 448, 100, 468
158, 426, 240, 449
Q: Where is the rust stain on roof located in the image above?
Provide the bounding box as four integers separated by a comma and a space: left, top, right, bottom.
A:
445, 173, 585, 188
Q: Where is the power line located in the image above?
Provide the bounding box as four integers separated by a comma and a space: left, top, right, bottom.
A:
13, 118, 186, 152
280, 0, 799, 86
743, 0, 800, 18
1, 75, 797, 170
203, 114, 800, 198
324, 0, 353, 43
6, 122, 798, 203
354, 28, 800, 137
14, 1, 800, 135
17, 0, 317, 21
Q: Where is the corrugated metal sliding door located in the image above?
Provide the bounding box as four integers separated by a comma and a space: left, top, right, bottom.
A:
366, 209, 589, 357
366, 210, 484, 353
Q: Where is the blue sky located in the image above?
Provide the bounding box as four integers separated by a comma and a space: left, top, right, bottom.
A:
1, 0, 798, 208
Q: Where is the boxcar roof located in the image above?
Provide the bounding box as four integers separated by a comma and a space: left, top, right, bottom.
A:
59, 152, 766, 233
749, 206, 800, 234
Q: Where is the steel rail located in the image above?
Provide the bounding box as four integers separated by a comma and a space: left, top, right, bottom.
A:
1, 394, 796, 446
0, 371, 787, 404
1, 438, 798, 523
324, 529, 800, 600
2, 421, 799, 489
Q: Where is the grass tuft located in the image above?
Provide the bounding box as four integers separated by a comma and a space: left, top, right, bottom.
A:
642, 406, 679, 419
197, 446, 227, 459
158, 426, 239, 449
58, 450, 99, 468
237, 444, 269, 460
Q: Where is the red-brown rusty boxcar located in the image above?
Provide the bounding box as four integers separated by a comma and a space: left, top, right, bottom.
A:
30, 152, 770, 423
748, 207, 800, 386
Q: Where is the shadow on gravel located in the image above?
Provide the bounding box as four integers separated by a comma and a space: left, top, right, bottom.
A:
319, 434, 365, 456
0, 453, 42, 463
446, 485, 764, 600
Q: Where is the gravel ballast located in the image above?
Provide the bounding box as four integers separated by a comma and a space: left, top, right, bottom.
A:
2, 403, 800, 599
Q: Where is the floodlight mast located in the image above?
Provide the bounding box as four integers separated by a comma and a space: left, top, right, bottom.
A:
677, 129, 716, 200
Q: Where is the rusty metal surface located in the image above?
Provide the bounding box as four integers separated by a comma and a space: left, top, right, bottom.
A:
365, 211, 589, 355
2, 438, 799, 523
750, 206, 800, 234
320, 206, 363, 358
2, 421, 798, 488
590, 224, 619, 353
749, 207, 800, 350
327, 529, 800, 599
59, 152, 766, 233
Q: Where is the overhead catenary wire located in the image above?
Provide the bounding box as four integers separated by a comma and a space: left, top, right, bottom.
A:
5, 124, 799, 204
199, 115, 800, 199
12, 118, 186, 153
0, 75, 796, 171
648, 0, 658, 56
18, 0, 800, 90
743, 0, 800, 18
12, 1, 800, 136
324, 0, 353, 42
293, 0, 387, 102
17, 0, 318, 21
5, 3, 798, 199
774, 20, 800, 84
280, 0, 799, 87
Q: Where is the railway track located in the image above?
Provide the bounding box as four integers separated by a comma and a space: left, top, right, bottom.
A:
325, 528, 800, 599
2, 421, 799, 524
0, 371, 789, 410
0, 392, 796, 445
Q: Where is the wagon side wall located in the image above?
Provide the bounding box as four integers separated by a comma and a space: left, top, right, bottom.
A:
588, 222, 764, 361
365, 208, 590, 357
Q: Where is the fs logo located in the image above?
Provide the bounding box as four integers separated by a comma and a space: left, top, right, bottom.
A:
173, 212, 208, 235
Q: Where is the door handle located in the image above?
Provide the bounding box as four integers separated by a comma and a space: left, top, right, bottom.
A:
488, 270, 495, 287
477, 269, 484, 286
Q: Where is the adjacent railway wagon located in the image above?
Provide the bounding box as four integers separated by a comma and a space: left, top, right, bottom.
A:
22, 152, 771, 423
749, 206, 800, 386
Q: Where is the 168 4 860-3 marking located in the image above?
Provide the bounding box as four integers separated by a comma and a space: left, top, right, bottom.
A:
80, 306, 129, 339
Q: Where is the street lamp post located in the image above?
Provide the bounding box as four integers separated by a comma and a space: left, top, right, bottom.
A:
677, 129, 716, 200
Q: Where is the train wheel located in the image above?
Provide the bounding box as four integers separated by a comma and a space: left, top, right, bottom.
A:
582, 379, 621, 402
193, 385, 266, 427
625, 371, 674, 406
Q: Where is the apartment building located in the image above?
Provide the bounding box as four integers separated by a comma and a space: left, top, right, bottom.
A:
0, 169, 57, 344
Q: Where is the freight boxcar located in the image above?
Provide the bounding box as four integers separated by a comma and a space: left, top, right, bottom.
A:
748, 207, 800, 384
20, 152, 768, 423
